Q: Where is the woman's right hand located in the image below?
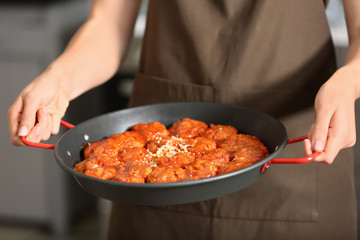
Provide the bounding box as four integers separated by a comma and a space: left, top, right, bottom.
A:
7, 0, 142, 147
7, 65, 70, 146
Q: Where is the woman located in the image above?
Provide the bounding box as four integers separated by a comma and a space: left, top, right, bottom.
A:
8, 0, 360, 239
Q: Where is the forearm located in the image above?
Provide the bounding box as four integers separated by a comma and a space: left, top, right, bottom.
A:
304, 0, 360, 163
341, 0, 360, 98
49, 0, 142, 100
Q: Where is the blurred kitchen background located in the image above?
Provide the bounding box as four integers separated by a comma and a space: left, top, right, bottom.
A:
0, 0, 358, 239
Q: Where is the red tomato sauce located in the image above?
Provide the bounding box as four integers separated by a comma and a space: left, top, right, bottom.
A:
74, 118, 269, 183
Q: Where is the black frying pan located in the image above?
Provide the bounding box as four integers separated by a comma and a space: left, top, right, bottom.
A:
22, 102, 319, 205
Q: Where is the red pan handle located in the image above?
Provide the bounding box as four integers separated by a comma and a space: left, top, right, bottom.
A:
260, 136, 321, 173
21, 120, 75, 150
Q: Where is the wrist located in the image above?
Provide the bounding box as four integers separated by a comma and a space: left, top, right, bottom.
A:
336, 64, 360, 100
46, 61, 75, 101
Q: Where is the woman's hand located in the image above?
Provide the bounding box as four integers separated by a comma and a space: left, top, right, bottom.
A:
7, 66, 70, 146
305, 66, 358, 164
7, 0, 142, 147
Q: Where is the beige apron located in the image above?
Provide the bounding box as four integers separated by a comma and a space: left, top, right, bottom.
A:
108, 1, 357, 239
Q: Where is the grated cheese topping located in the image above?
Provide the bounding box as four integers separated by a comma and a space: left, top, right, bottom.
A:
148, 136, 193, 158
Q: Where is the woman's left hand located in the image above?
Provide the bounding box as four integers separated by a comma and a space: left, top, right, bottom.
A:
305, 65, 358, 164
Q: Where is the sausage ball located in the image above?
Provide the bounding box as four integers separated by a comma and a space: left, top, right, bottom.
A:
113, 159, 153, 183
108, 131, 147, 150
231, 145, 269, 164
169, 118, 208, 139
84, 166, 117, 180
196, 148, 230, 168
186, 137, 217, 156
155, 152, 196, 168
219, 134, 267, 155
131, 122, 170, 142
118, 147, 153, 163
186, 160, 218, 180
201, 124, 237, 143
84, 131, 146, 159
147, 165, 187, 183
217, 160, 252, 175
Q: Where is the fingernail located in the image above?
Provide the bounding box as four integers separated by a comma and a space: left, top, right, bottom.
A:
313, 140, 324, 151
18, 126, 28, 136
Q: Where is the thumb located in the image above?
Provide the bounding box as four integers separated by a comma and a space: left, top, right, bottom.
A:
309, 111, 330, 152
17, 96, 40, 137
